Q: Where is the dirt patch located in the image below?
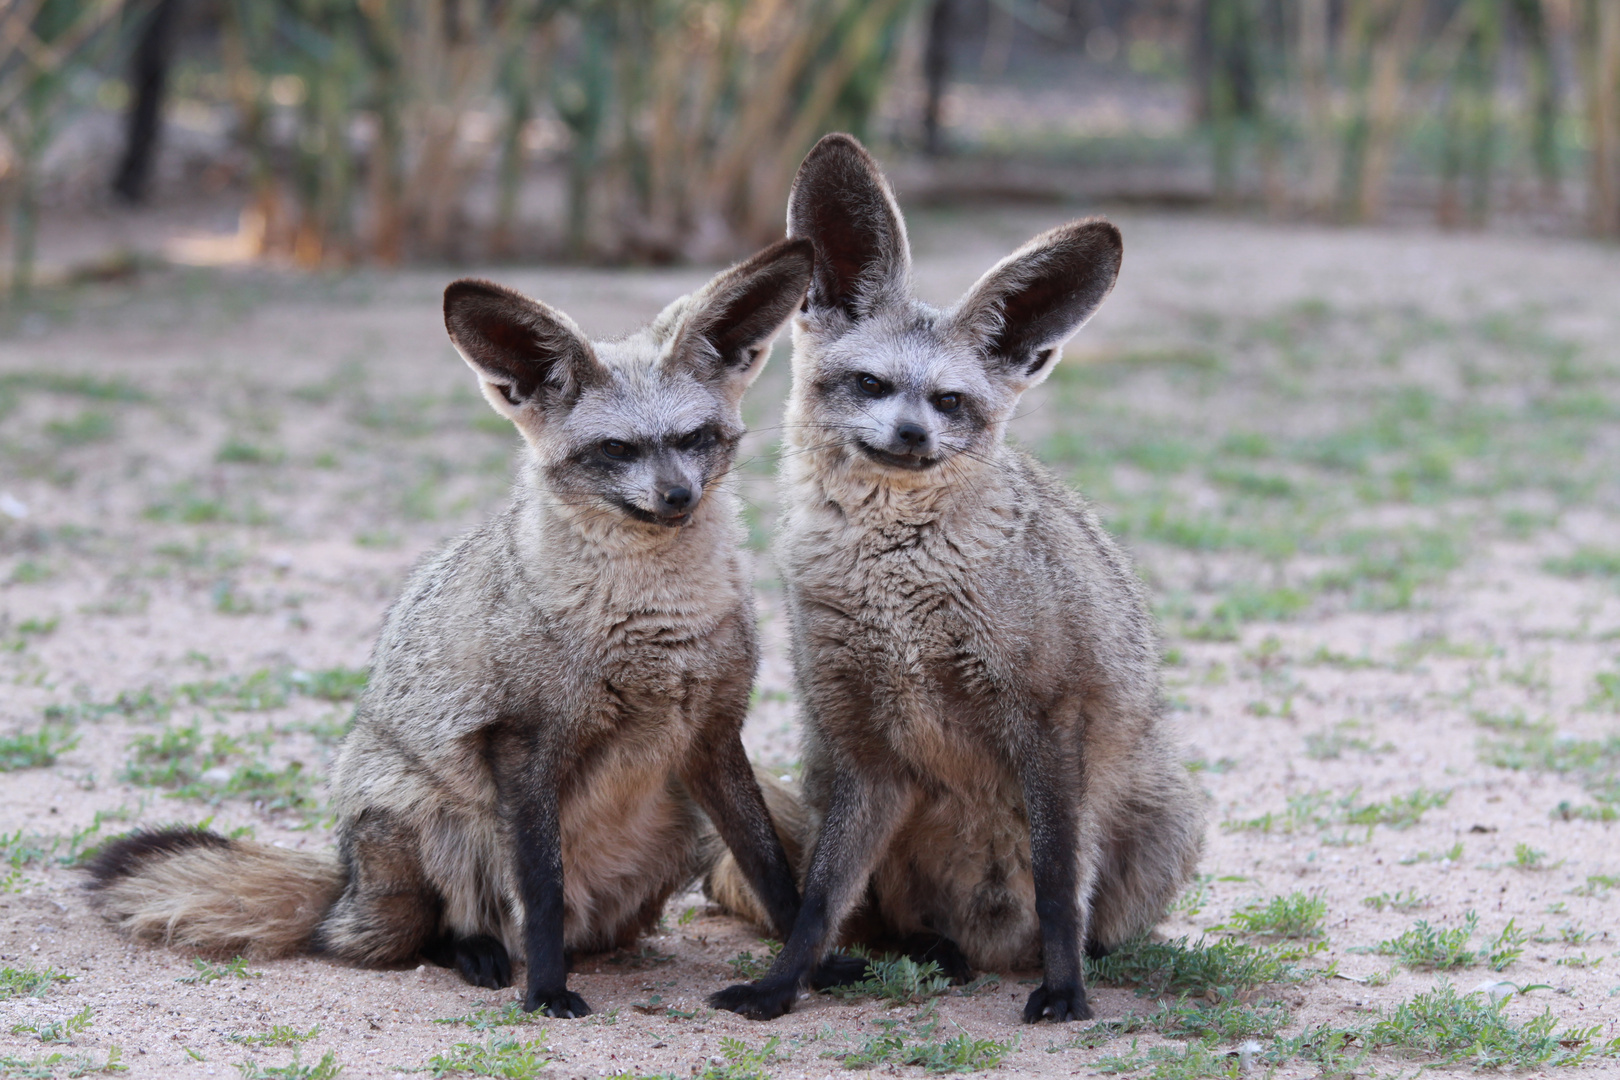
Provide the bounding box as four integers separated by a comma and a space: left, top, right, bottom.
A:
3, 209, 1619, 1078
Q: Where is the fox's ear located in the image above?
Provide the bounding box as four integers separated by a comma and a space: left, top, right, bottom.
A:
787, 133, 910, 325
667, 238, 814, 400
443, 279, 603, 420
952, 219, 1121, 391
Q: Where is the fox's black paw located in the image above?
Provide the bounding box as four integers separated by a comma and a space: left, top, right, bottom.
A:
426, 934, 512, 989
525, 986, 591, 1018
710, 978, 798, 1020
809, 953, 871, 990
1022, 981, 1091, 1023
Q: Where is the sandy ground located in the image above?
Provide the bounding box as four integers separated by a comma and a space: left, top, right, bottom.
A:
2, 206, 1619, 1079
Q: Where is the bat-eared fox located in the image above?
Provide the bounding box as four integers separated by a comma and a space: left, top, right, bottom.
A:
708, 134, 1205, 1024
87, 239, 816, 1018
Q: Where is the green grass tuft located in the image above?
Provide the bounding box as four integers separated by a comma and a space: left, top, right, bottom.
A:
1219, 892, 1326, 939
427, 1034, 552, 1079
822, 954, 951, 1005
0, 721, 79, 772
0, 965, 73, 999
1088, 935, 1306, 997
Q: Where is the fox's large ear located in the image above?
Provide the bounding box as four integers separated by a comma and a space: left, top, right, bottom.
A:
443, 279, 603, 420
666, 238, 814, 400
787, 133, 910, 325
952, 219, 1121, 391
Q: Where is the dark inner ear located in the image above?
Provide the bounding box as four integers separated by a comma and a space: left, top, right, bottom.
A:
675, 239, 812, 382
979, 223, 1122, 378
444, 280, 592, 404
703, 247, 814, 370
788, 135, 906, 322
993, 274, 1104, 377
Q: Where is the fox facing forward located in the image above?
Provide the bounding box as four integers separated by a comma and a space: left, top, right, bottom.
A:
710, 135, 1205, 1024
88, 240, 816, 1017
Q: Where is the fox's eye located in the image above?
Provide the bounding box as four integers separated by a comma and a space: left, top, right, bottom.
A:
934, 393, 960, 413
855, 374, 886, 397
601, 440, 633, 460
677, 428, 708, 451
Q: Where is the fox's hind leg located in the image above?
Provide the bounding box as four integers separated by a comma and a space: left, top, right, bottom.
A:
315, 808, 447, 971
1086, 766, 1204, 953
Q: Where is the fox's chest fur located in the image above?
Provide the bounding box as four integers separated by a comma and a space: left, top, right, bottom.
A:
781, 471, 1054, 769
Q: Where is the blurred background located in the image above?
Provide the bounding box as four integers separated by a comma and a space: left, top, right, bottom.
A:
1, 0, 1618, 291
3, 5, 1620, 1072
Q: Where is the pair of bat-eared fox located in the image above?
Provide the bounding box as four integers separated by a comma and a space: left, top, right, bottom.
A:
89, 134, 1204, 1024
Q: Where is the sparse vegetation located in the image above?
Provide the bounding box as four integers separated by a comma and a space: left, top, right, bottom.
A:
1088, 935, 1308, 997
235, 1049, 341, 1080
10, 1005, 92, 1043
1363, 888, 1429, 912
433, 1004, 539, 1032
0, 1046, 126, 1077
426, 1034, 552, 1079
1364, 912, 1527, 972
823, 955, 951, 1005
0, 720, 79, 772
0, 965, 73, 999
1218, 892, 1326, 940
227, 1027, 321, 1048
179, 956, 261, 985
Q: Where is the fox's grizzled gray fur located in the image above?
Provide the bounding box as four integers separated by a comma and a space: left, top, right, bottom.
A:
710, 135, 1204, 1024
88, 239, 816, 1018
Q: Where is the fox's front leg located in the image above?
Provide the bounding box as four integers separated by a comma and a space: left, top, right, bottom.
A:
510, 751, 590, 1018
710, 766, 908, 1020
683, 733, 801, 937
1020, 721, 1092, 1023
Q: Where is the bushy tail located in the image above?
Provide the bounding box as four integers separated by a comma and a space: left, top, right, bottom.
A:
704, 765, 810, 931
85, 827, 345, 960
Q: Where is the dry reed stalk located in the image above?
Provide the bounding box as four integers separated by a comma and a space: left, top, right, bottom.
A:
1583, 0, 1620, 234
1356, 0, 1424, 222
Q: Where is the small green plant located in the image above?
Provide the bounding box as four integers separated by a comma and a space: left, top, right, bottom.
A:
287, 667, 368, 702
1543, 548, 1620, 581
1219, 892, 1326, 939
434, 1003, 537, 1032
1052, 993, 1290, 1049
1362, 888, 1428, 912
228, 1026, 320, 1048
1365, 912, 1526, 972
0, 965, 73, 999
179, 956, 261, 984
1362, 982, 1614, 1069
46, 410, 117, 446
1512, 843, 1555, 871
235, 1048, 341, 1080
1087, 935, 1306, 997
830, 1007, 1009, 1076
0, 1045, 125, 1076
1572, 874, 1620, 898
725, 945, 779, 980
0, 721, 79, 772
697, 1037, 783, 1080
427, 1035, 552, 1079
10, 1005, 92, 1043
1399, 841, 1464, 865
823, 955, 950, 1005
1091, 1038, 1247, 1078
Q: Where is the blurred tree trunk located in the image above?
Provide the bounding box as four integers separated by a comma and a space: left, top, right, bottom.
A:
112, 0, 179, 203
922, 0, 951, 155
1581, 0, 1620, 235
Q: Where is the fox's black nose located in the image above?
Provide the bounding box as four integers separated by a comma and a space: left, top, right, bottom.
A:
660, 486, 693, 511
895, 422, 929, 450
